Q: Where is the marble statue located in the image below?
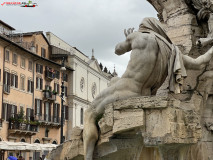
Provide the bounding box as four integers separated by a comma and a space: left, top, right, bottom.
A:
83, 17, 213, 160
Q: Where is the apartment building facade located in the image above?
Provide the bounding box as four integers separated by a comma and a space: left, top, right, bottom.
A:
0, 21, 73, 160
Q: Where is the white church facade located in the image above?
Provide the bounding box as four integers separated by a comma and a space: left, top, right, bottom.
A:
46, 32, 112, 139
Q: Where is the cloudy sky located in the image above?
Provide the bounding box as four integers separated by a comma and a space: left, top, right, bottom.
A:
0, 0, 157, 76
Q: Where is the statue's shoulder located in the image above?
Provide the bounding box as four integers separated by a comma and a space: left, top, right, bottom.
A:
128, 31, 155, 41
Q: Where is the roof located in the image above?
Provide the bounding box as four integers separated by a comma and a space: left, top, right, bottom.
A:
0, 20, 15, 30
0, 34, 74, 71
73, 47, 88, 58
13, 31, 50, 46
46, 31, 88, 58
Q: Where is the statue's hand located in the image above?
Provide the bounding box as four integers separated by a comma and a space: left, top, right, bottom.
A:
124, 28, 134, 38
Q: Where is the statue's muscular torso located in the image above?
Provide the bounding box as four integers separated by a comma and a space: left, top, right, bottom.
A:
118, 32, 161, 95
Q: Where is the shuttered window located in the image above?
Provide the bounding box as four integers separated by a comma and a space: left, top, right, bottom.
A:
35, 99, 42, 116
53, 103, 60, 123
27, 79, 34, 93
64, 105, 68, 120
12, 53, 17, 65
3, 71, 10, 85
2, 103, 17, 121
36, 64, 43, 74
55, 70, 60, 79
36, 77, 43, 90
5, 50, 9, 62
54, 83, 60, 94
80, 108, 83, 125
64, 86, 67, 97
20, 75, 25, 91
41, 48, 46, 58
10, 73, 18, 88
28, 60, 33, 71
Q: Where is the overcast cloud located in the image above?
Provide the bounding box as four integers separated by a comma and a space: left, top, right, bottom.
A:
0, 0, 157, 76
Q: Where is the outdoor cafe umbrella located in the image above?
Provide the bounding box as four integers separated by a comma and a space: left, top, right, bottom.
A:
7, 156, 17, 160
0, 141, 57, 151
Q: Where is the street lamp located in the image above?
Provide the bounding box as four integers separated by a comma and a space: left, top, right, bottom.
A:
60, 57, 66, 144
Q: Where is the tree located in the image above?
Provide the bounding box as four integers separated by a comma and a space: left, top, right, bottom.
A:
99, 63, 103, 71
103, 67, 108, 73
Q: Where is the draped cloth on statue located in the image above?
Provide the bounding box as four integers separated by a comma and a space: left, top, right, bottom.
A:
138, 17, 187, 94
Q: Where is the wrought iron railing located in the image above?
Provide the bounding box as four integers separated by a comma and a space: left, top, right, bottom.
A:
35, 114, 64, 125
45, 70, 55, 80
43, 90, 56, 101
8, 120, 38, 132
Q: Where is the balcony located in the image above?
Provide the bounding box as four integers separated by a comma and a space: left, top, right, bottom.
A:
3, 84, 10, 94
45, 69, 55, 81
43, 90, 56, 102
8, 119, 38, 136
35, 114, 63, 128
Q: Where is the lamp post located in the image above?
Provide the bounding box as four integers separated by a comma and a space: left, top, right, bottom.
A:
60, 57, 66, 144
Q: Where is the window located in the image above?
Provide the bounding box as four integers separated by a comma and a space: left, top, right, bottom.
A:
55, 70, 60, 79
36, 64, 43, 74
12, 53, 17, 65
80, 108, 83, 125
52, 140, 57, 144
10, 73, 18, 88
80, 77, 85, 92
25, 108, 31, 121
64, 86, 67, 97
11, 105, 17, 118
0, 69, 1, 82
44, 102, 51, 122
36, 44, 38, 53
45, 66, 55, 79
21, 57, 25, 68
36, 77, 43, 90
54, 83, 60, 94
64, 105, 68, 120
2, 103, 17, 121
92, 83, 97, 98
63, 73, 68, 82
34, 139, 40, 143
35, 99, 42, 116
41, 47, 46, 58
45, 128, 49, 137
53, 103, 60, 123
20, 75, 25, 91
28, 60, 33, 71
27, 79, 34, 93
4, 50, 9, 62
3, 71, 10, 93
20, 138, 25, 142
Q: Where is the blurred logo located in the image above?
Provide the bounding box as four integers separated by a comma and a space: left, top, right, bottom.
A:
1, 0, 38, 7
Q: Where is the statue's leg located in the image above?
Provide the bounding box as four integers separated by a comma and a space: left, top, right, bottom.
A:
83, 80, 141, 160
83, 107, 98, 160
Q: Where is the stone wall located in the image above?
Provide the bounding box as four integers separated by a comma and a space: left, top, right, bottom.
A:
48, 94, 208, 160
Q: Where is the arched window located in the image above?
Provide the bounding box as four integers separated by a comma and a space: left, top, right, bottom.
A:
34, 139, 40, 143
20, 138, 25, 142
52, 140, 57, 144
80, 108, 83, 125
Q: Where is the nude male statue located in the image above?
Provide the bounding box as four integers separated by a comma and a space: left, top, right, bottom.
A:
83, 17, 213, 160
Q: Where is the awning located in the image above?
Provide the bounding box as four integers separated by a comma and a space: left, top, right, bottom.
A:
0, 141, 57, 151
